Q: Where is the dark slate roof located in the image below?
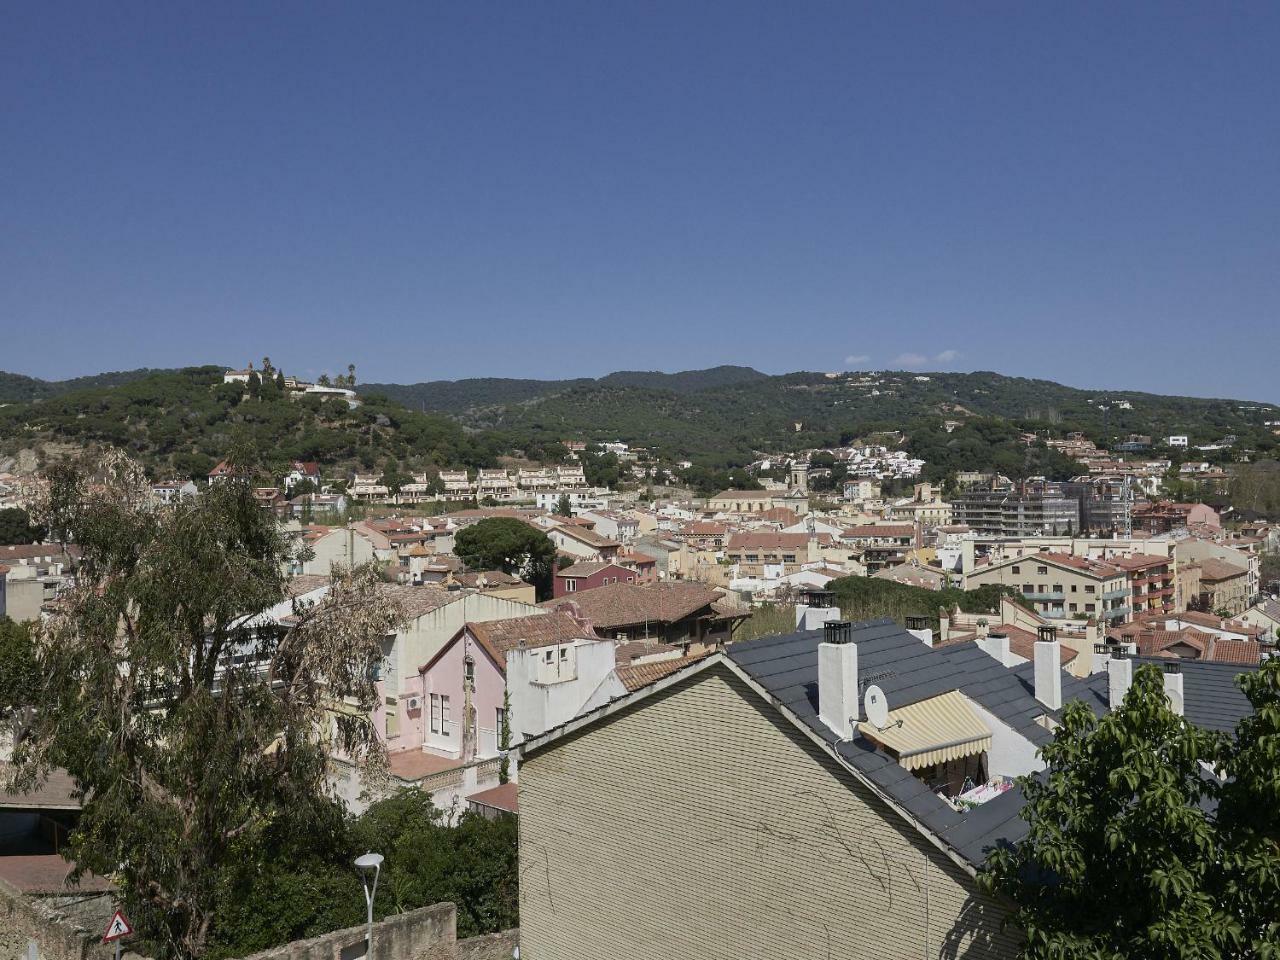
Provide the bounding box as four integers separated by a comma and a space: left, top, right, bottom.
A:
726, 618, 1259, 870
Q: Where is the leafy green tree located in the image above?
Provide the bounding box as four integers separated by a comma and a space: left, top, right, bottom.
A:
0, 617, 37, 730
454, 517, 557, 600
554, 493, 573, 516
9, 452, 406, 959
498, 688, 512, 784
0, 506, 43, 545
1214, 659, 1280, 955
981, 665, 1236, 959
379, 458, 412, 502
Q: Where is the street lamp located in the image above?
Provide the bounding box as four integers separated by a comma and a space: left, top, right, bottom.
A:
355, 852, 383, 959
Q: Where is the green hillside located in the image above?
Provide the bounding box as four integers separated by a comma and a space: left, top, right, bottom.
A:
1, 364, 1275, 483
0, 366, 505, 480
0, 368, 175, 404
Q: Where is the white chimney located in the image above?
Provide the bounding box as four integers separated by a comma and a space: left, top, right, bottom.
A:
1033, 637, 1062, 710
1163, 668, 1184, 716
818, 622, 859, 740
904, 616, 933, 647
978, 631, 1014, 667
1108, 654, 1133, 709
1090, 644, 1111, 675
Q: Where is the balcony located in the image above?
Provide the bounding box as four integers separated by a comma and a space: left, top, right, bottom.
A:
1023, 591, 1066, 602
1102, 588, 1131, 601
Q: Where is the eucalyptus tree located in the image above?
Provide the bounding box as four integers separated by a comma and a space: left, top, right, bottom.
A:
10, 452, 405, 958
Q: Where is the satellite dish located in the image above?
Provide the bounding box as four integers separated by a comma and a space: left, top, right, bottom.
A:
864, 684, 890, 730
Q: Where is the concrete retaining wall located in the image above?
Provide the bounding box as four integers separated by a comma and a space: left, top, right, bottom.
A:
0, 877, 129, 960
454, 929, 518, 960
234, 903, 456, 960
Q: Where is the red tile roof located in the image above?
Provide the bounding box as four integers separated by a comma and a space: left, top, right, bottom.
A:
467, 781, 518, 814
541, 581, 725, 630
616, 654, 709, 692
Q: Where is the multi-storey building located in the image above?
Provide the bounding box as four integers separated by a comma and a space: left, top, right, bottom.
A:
965, 552, 1131, 624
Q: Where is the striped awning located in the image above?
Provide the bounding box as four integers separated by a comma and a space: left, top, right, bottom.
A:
859, 690, 992, 771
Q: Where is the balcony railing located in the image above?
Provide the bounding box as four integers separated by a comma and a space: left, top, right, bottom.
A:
1023, 591, 1066, 601
1102, 588, 1131, 601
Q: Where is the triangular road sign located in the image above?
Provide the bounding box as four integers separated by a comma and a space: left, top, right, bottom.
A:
102, 910, 133, 942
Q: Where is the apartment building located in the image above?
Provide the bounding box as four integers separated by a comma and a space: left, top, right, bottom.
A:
723, 532, 814, 578
966, 552, 1131, 624
951, 484, 1080, 538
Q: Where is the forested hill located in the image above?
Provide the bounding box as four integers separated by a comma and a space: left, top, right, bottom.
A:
0, 366, 511, 480
361, 365, 768, 413
369, 368, 1278, 469
0, 364, 1276, 482
0, 368, 175, 403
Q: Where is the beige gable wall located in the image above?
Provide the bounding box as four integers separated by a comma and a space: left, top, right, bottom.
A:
518, 663, 1019, 960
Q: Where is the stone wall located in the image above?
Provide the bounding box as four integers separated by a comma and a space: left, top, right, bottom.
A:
454, 929, 518, 960
1, 881, 513, 960
234, 902, 456, 960
0, 877, 130, 960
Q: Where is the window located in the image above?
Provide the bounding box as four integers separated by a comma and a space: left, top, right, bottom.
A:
1037, 566, 1048, 576
1085, 585, 1096, 594
783, 554, 796, 564
464, 656, 475, 683
430, 694, 441, 734
1023, 584, 1034, 594
745, 554, 759, 564
565, 579, 576, 592
1071, 585, 1078, 593
543, 650, 554, 663
559, 647, 569, 661
440, 695, 451, 736
1085, 603, 1096, 613
1053, 584, 1063, 593
1011, 566, 1020, 574
495, 706, 507, 738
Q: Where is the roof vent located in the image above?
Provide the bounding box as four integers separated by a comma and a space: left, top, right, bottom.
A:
823, 620, 854, 645
1037, 625, 1058, 643
905, 616, 927, 631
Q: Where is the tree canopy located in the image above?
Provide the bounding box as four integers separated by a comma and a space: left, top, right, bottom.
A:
453, 517, 557, 600
8, 452, 406, 958
0, 506, 44, 545
981, 661, 1280, 959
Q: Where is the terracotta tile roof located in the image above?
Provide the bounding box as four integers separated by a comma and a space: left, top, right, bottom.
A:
613, 640, 681, 664
467, 781, 518, 814
679, 521, 728, 536
1208, 638, 1264, 666
0, 855, 112, 895
466, 612, 594, 664
616, 654, 709, 692
454, 570, 526, 589
551, 523, 621, 548
843, 524, 917, 539
376, 583, 465, 619
1107, 554, 1172, 571
0, 765, 82, 810
387, 750, 464, 781
1172, 610, 1261, 636
726, 532, 811, 551
556, 561, 619, 578
541, 581, 725, 629
1197, 557, 1247, 582
285, 574, 331, 598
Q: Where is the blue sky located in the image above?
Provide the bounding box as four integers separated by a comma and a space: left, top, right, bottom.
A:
3, 3, 1278, 398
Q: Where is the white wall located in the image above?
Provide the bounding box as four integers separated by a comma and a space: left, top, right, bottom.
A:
507, 639, 621, 745
963, 696, 1044, 780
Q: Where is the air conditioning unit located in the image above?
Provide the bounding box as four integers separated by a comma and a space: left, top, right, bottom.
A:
406, 696, 421, 712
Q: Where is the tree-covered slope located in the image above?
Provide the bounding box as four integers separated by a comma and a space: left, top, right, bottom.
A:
0, 366, 506, 480
0, 367, 176, 403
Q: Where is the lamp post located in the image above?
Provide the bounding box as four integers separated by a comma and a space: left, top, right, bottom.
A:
355, 852, 383, 959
